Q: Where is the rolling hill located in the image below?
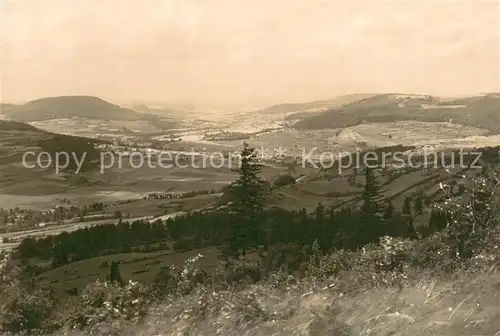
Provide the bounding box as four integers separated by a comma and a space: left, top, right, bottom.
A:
211, 94, 377, 135
268, 145, 500, 216
0, 120, 107, 165
252, 94, 376, 117
292, 93, 500, 134
1, 96, 163, 122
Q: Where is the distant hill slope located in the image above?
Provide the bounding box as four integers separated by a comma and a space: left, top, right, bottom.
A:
292, 93, 500, 134
268, 145, 500, 216
0, 120, 107, 165
252, 94, 376, 117
1, 96, 162, 122
0, 119, 42, 133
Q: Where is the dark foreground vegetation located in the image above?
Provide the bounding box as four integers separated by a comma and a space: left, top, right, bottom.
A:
1, 143, 500, 335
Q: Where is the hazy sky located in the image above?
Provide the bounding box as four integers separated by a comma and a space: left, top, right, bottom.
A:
1, 0, 499, 107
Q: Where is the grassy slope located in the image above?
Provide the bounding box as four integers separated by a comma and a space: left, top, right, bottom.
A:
110, 269, 500, 336
0, 120, 111, 198
293, 93, 500, 134
269, 164, 481, 212
36, 247, 221, 294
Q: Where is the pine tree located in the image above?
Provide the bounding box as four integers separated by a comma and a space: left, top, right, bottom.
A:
413, 194, 424, 215
383, 200, 395, 220
107, 261, 125, 286
397, 196, 419, 239
225, 142, 268, 258
405, 216, 419, 239
50, 248, 69, 268
383, 200, 402, 236
358, 167, 386, 245
315, 202, 325, 221
230, 142, 267, 215
428, 209, 448, 233
402, 196, 412, 216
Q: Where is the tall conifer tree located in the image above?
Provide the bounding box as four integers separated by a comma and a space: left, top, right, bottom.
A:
358, 167, 386, 245
225, 142, 267, 258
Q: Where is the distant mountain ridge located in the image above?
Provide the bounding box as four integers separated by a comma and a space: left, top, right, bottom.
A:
292, 93, 500, 134
1, 96, 163, 122
251, 94, 376, 117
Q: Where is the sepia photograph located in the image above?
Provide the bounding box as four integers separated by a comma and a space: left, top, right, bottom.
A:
0, 0, 499, 335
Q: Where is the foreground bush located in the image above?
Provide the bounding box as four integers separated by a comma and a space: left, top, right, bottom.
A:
0, 264, 59, 335
62, 279, 153, 332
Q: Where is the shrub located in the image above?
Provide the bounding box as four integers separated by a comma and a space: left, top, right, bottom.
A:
65, 279, 153, 332
173, 238, 193, 252
434, 168, 500, 261
152, 253, 209, 299
0, 264, 59, 335
272, 174, 296, 189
